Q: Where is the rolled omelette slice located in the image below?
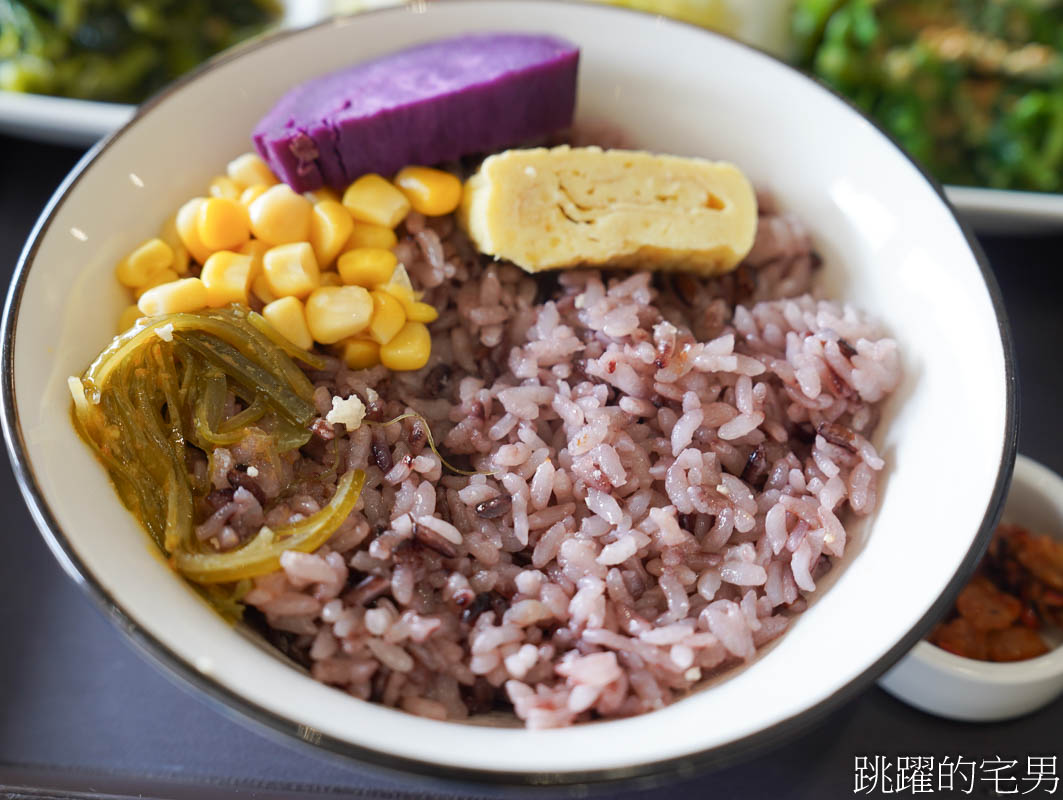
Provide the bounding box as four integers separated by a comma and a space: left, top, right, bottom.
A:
459, 146, 758, 276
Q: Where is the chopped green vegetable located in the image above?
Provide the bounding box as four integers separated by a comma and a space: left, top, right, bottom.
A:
70, 306, 363, 615
1, 0, 280, 103
792, 0, 1063, 192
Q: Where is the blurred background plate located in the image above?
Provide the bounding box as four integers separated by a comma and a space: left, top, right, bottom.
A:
0, 89, 132, 145
591, 0, 1063, 233
0, 0, 387, 147
945, 186, 1063, 234
3, 0, 1063, 232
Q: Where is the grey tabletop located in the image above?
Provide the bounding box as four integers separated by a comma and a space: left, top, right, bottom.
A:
1, 134, 1060, 800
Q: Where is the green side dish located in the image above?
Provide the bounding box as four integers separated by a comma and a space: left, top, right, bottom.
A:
793, 0, 1063, 192
0, 0, 279, 103
69, 306, 364, 616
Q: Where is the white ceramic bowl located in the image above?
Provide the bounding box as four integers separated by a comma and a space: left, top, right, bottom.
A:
879, 455, 1063, 722
0, 0, 1017, 785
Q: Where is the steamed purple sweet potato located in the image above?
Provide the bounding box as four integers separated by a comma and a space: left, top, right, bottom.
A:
253, 33, 579, 192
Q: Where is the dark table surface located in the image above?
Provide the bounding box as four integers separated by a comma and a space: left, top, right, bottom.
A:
1, 134, 1060, 800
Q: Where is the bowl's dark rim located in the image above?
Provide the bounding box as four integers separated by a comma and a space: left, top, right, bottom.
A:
0, 0, 1018, 789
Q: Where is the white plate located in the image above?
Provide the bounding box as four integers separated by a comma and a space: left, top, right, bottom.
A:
0, 0, 390, 147
0, 92, 133, 147
944, 186, 1063, 235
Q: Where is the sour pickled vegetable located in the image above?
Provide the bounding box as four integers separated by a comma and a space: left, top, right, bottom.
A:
69, 306, 364, 611
175, 469, 365, 584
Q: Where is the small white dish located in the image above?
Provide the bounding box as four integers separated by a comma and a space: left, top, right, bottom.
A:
879, 454, 1063, 722
1, 0, 1017, 782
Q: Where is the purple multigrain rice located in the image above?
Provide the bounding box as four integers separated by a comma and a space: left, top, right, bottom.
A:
234, 195, 901, 729
475, 495, 511, 519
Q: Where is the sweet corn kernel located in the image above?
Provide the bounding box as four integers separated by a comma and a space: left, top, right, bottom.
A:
342, 174, 410, 228
394, 166, 462, 216
172, 244, 190, 274
388, 262, 414, 290
340, 338, 381, 370
368, 289, 406, 345
249, 184, 313, 246
320, 272, 344, 287
405, 300, 440, 323
239, 240, 269, 289
116, 238, 174, 288
239, 184, 269, 209
309, 200, 354, 268
197, 197, 251, 252
133, 268, 180, 300
209, 175, 241, 200
238, 238, 270, 262
304, 285, 372, 344
158, 216, 190, 274
175, 197, 213, 263
378, 281, 418, 314
117, 304, 142, 333
304, 187, 340, 204
262, 296, 313, 350
227, 152, 276, 188
380, 321, 431, 371
345, 221, 398, 251
137, 277, 208, 316
159, 214, 180, 247
263, 242, 320, 298
201, 251, 254, 307
251, 272, 277, 304
338, 248, 397, 287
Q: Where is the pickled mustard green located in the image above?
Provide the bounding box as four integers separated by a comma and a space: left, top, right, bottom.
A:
69, 306, 363, 606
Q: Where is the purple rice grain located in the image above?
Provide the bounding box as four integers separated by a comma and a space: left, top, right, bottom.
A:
371, 435, 393, 472
414, 522, 459, 558
345, 575, 390, 606
817, 421, 859, 453
475, 495, 512, 519
241, 195, 901, 730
